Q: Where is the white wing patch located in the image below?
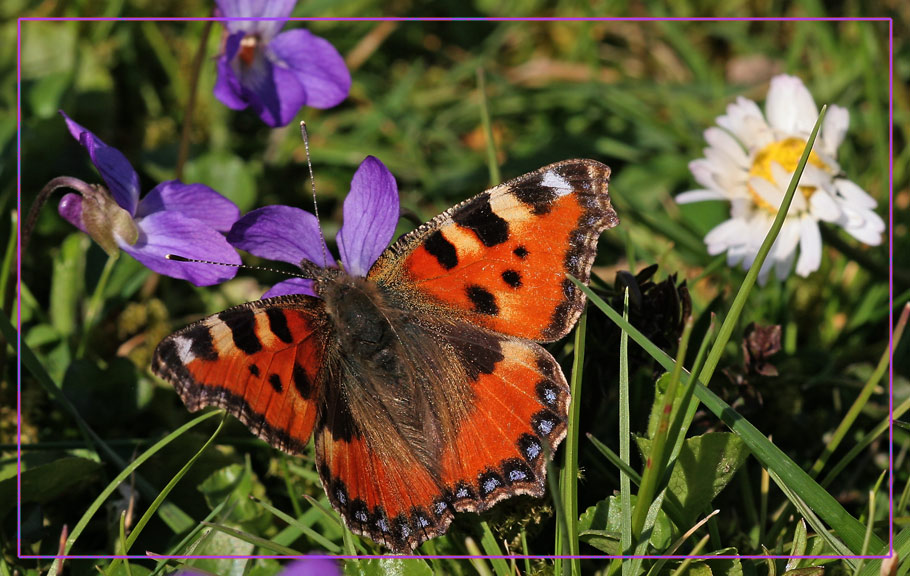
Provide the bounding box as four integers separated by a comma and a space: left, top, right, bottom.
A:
174, 335, 196, 363
541, 170, 573, 196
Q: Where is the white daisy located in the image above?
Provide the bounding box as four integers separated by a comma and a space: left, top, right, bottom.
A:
676, 74, 884, 283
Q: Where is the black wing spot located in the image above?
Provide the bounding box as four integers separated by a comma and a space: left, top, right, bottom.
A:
513, 245, 529, 259
292, 363, 312, 398
184, 325, 218, 361
248, 364, 260, 377
452, 195, 509, 247
269, 373, 283, 393
466, 285, 499, 316
424, 230, 459, 270
220, 308, 262, 355
518, 433, 542, 462
478, 470, 505, 497
266, 308, 293, 344
513, 172, 557, 215
502, 458, 535, 484
502, 269, 522, 288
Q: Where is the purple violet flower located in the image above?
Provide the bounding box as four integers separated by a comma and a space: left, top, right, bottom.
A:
175, 558, 340, 576
214, 0, 351, 127
58, 111, 242, 286
228, 155, 399, 298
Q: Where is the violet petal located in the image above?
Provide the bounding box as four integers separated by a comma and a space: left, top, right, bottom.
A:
280, 559, 342, 576
262, 278, 317, 299
228, 205, 330, 267
58, 193, 87, 233
213, 32, 249, 110
231, 45, 307, 127
337, 156, 399, 277
268, 29, 351, 109
136, 180, 240, 233
60, 110, 140, 216
121, 211, 241, 286
216, 0, 295, 39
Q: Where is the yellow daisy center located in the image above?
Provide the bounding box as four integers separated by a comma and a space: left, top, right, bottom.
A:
747, 137, 828, 212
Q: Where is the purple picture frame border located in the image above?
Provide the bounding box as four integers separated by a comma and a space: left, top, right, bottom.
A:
15, 13, 896, 565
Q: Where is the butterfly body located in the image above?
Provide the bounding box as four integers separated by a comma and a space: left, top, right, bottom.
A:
153, 159, 618, 551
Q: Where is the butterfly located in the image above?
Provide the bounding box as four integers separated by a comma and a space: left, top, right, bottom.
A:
152, 159, 618, 552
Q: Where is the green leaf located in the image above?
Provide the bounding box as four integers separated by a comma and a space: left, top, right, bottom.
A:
197, 464, 271, 534
183, 152, 258, 212
50, 233, 87, 338
0, 456, 102, 517
184, 528, 254, 576
677, 562, 713, 576
637, 432, 748, 526
344, 558, 435, 576
578, 494, 672, 554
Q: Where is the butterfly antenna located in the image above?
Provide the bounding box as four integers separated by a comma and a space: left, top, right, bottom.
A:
165, 254, 314, 280
300, 120, 328, 268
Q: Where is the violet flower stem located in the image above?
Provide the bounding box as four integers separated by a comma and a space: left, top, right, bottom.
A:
22, 176, 97, 260
176, 19, 213, 181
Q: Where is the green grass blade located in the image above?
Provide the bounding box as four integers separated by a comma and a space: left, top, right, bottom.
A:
200, 522, 303, 555
619, 289, 633, 565
478, 521, 511, 576
251, 496, 342, 553
558, 308, 586, 573
107, 414, 226, 574
631, 317, 693, 541
767, 469, 856, 567
45, 409, 222, 576
573, 279, 882, 554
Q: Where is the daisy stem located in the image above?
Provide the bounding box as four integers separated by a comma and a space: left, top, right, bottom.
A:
176, 19, 213, 181
476, 66, 501, 186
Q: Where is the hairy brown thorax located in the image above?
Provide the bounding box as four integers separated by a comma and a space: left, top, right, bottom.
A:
316, 272, 475, 479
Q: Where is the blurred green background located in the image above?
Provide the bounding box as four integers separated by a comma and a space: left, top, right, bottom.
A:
4, 1, 907, 573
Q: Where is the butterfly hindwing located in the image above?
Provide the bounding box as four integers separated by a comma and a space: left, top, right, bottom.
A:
368, 159, 617, 342
314, 315, 569, 552
152, 296, 330, 455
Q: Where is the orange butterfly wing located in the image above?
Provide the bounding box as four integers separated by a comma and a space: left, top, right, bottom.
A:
315, 321, 569, 551
368, 159, 617, 342
152, 296, 330, 455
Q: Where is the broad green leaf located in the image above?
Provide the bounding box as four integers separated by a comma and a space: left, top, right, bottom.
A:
677, 563, 713, 576
183, 528, 254, 576
50, 233, 86, 338
197, 462, 269, 532
578, 494, 672, 553
637, 432, 748, 525
345, 558, 434, 576
183, 152, 258, 212
0, 457, 102, 516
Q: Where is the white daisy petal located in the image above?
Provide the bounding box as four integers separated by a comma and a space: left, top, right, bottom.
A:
820, 104, 849, 157
705, 219, 744, 253
841, 207, 884, 245
809, 190, 842, 222
689, 159, 721, 191
834, 179, 878, 210
773, 220, 801, 280
769, 162, 807, 212
795, 215, 822, 277
717, 96, 769, 145
766, 75, 819, 135
749, 176, 785, 211
704, 127, 750, 169
676, 189, 728, 204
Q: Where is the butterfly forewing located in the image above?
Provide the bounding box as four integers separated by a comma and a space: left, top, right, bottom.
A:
152, 296, 330, 455
368, 159, 617, 342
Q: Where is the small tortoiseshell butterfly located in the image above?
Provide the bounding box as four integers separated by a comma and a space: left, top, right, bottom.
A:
152, 159, 618, 551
